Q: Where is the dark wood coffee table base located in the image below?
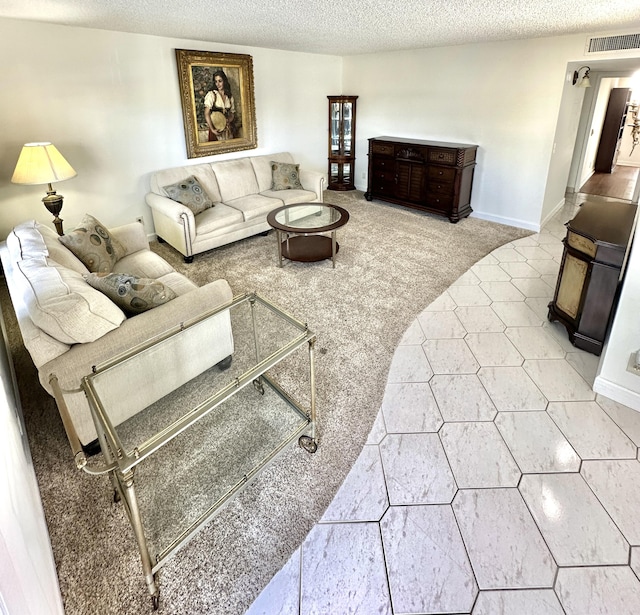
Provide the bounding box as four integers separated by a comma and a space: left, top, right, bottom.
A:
280, 235, 340, 263
267, 203, 349, 268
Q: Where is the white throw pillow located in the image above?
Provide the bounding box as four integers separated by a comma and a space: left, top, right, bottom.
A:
6, 220, 49, 261
17, 258, 126, 344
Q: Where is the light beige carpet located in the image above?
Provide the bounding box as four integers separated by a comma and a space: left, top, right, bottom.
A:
1, 191, 530, 614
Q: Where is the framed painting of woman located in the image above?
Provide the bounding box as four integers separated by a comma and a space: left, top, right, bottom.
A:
175, 49, 258, 158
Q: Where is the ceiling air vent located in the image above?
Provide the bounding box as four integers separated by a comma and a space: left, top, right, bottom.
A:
586, 32, 640, 54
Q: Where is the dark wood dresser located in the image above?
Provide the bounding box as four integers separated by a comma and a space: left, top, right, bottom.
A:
365, 136, 478, 222
548, 200, 637, 355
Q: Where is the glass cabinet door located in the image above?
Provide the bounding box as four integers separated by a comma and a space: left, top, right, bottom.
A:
327, 96, 357, 191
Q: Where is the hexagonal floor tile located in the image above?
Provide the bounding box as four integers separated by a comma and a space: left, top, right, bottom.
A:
555, 566, 640, 615
494, 411, 580, 473
519, 473, 629, 566
439, 422, 520, 488
472, 589, 564, 615
321, 444, 389, 523
381, 505, 477, 614
300, 523, 392, 615
452, 488, 556, 589
430, 374, 497, 421
379, 433, 457, 505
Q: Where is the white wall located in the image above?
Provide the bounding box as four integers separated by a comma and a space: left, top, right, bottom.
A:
0, 18, 341, 238
0, 308, 65, 615
595, 223, 640, 411
539, 69, 587, 225
343, 35, 589, 230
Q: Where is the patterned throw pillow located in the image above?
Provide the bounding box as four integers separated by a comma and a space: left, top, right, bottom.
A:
59, 214, 126, 273
271, 161, 303, 191
85, 272, 177, 315
163, 176, 214, 215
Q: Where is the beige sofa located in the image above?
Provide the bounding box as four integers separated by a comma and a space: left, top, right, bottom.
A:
145, 152, 325, 262
0, 220, 234, 452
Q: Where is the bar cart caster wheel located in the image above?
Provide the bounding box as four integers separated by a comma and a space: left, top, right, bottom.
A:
152, 594, 159, 610
299, 436, 317, 453
253, 378, 265, 395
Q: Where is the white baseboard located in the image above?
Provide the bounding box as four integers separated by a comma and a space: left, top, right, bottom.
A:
593, 376, 640, 412
539, 197, 566, 230
470, 211, 540, 232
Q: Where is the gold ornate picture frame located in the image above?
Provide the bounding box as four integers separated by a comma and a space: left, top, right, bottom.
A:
175, 49, 257, 158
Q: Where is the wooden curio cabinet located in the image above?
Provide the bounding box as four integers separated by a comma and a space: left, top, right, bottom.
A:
365, 136, 478, 222
327, 96, 357, 190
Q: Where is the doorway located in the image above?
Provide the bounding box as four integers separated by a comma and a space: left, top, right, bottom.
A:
569, 68, 640, 205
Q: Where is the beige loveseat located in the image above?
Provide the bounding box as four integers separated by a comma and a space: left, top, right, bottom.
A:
0, 220, 234, 453
145, 152, 325, 262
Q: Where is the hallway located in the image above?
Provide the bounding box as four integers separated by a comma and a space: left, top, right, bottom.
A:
579, 163, 639, 201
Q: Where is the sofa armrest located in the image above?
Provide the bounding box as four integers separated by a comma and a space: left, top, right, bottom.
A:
299, 168, 326, 202
145, 193, 196, 257
40, 278, 233, 393
145, 192, 195, 229
110, 222, 149, 255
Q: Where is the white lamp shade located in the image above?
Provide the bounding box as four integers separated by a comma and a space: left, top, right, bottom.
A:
578, 76, 591, 88
11, 142, 77, 185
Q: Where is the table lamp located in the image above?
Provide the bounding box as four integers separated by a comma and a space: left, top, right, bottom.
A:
11, 142, 77, 236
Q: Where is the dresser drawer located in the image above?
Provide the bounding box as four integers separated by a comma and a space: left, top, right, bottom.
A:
372, 169, 395, 183
426, 192, 454, 209
373, 158, 394, 172
428, 148, 459, 165
427, 179, 454, 195
372, 179, 396, 194
371, 142, 394, 156
427, 165, 457, 182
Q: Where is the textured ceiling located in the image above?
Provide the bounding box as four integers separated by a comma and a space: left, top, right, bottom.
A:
1, 0, 640, 55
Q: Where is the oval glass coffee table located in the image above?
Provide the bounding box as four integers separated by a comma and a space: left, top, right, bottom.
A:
267, 203, 350, 268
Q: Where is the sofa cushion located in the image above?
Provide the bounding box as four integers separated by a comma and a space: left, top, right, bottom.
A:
223, 194, 283, 222
59, 214, 126, 273
16, 257, 125, 344
112, 250, 176, 279
162, 176, 215, 216
85, 273, 177, 315
193, 202, 244, 235
212, 158, 259, 202
260, 189, 318, 206
270, 161, 303, 190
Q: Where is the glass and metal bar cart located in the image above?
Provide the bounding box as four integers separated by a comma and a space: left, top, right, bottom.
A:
50, 293, 318, 609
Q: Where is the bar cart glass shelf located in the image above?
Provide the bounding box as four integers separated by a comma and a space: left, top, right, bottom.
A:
57, 293, 317, 609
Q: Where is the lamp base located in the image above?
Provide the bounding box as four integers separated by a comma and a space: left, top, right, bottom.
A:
42, 189, 64, 236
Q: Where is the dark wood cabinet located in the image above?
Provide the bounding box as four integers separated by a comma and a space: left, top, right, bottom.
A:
548, 200, 637, 355
595, 88, 631, 173
327, 96, 357, 191
365, 136, 477, 222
